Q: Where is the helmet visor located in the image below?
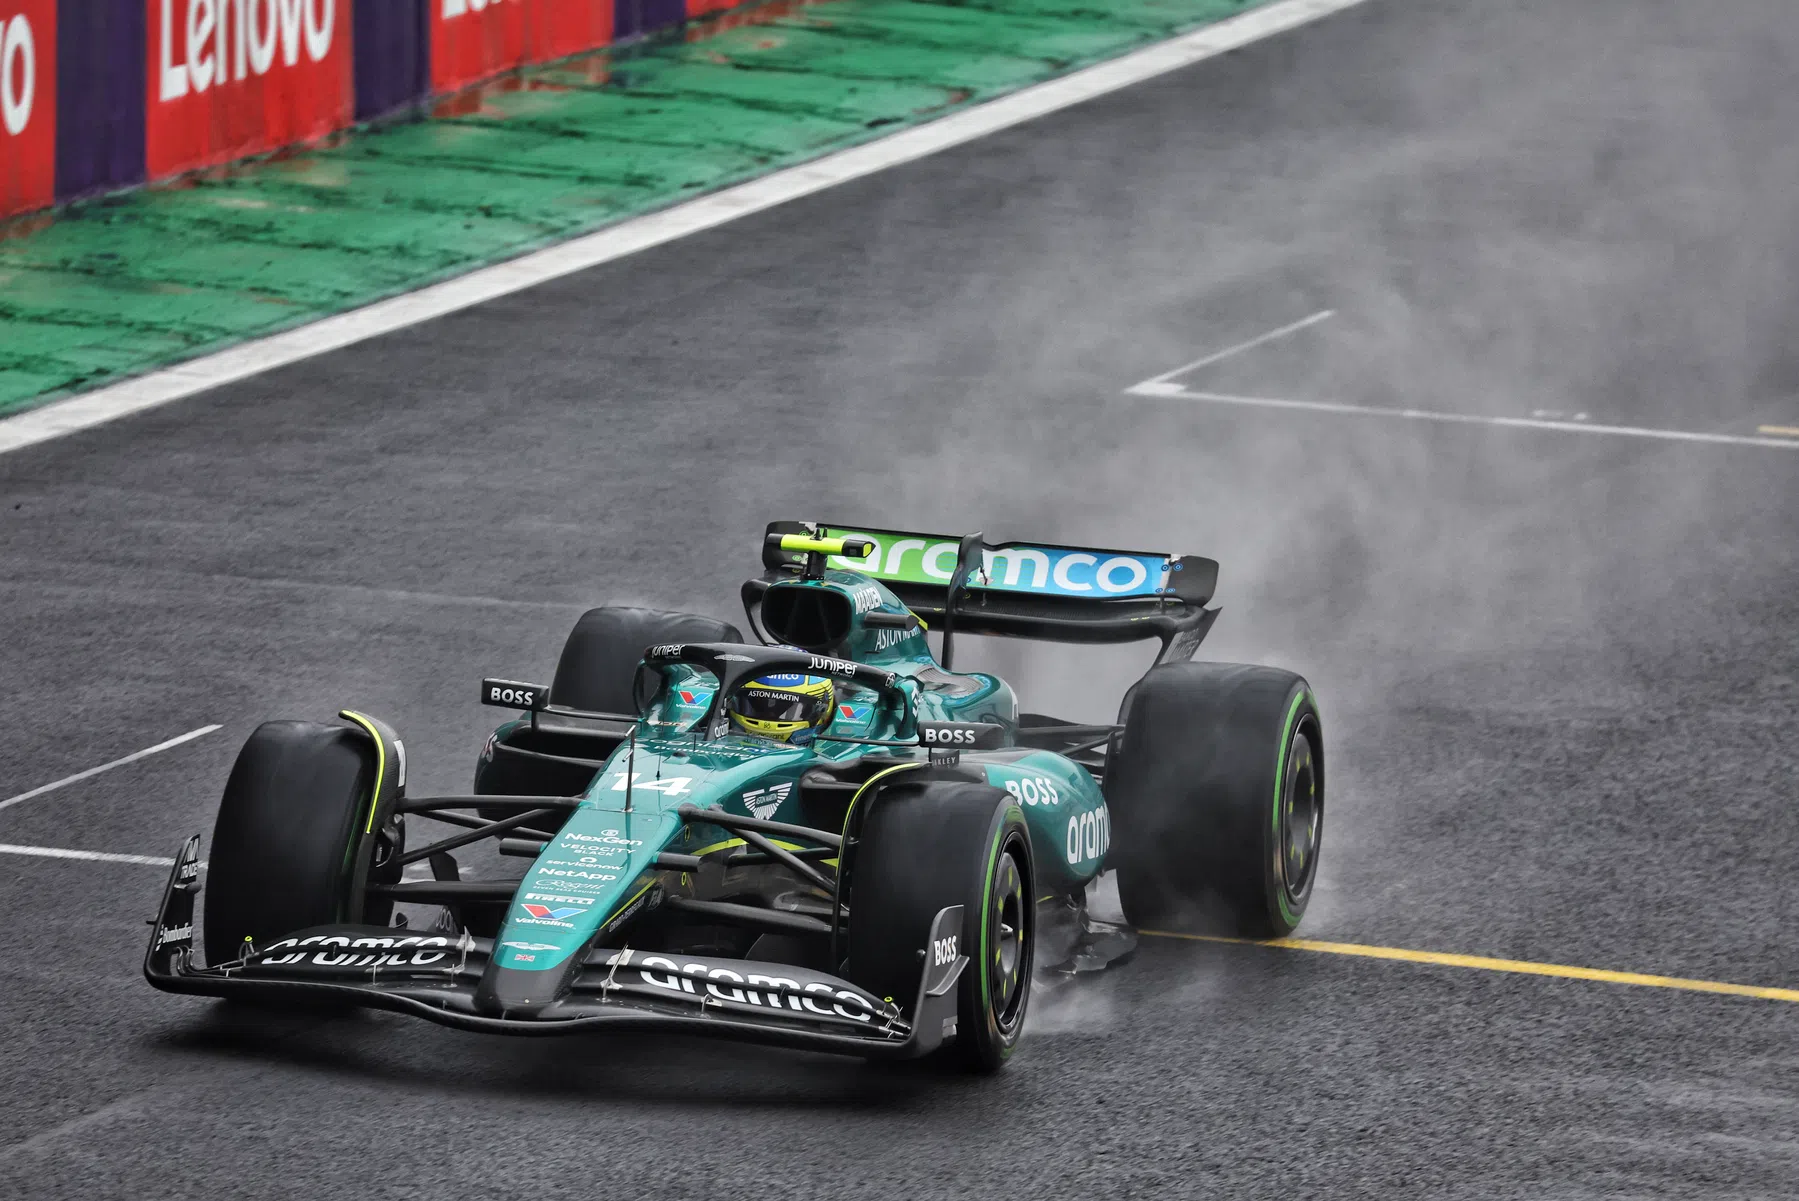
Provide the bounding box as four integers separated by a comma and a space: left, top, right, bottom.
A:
731, 687, 831, 725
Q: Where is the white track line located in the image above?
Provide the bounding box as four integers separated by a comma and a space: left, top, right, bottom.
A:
0, 0, 1375, 458
0, 843, 176, 867
0, 724, 221, 812
1124, 385, 1799, 450
1139, 309, 1336, 385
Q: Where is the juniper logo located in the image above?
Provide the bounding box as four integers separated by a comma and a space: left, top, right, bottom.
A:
1, 13, 35, 137
157, 0, 337, 101
824, 530, 1167, 598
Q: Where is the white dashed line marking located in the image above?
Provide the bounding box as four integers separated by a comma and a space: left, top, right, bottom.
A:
0, 724, 222, 812
1125, 385, 1799, 450
0, 843, 178, 867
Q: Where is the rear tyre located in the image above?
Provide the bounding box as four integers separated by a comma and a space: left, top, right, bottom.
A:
845, 780, 1033, 1073
204, 721, 385, 966
474, 605, 743, 807
1107, 663, 1323, 937
549, 606, 742, 713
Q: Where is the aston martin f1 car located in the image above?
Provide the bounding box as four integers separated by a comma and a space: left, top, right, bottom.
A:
146, 522, 1323, 1072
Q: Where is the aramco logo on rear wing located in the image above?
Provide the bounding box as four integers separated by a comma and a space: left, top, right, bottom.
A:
825, 532, 1169, 598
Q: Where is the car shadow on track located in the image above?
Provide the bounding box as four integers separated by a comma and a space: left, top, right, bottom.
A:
149, 999, 990, 1109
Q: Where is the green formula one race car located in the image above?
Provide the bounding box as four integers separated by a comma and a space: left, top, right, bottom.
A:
146, 522, 1324, 1073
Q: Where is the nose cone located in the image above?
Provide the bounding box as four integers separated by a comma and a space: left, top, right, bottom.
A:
475, 960, 571, 1017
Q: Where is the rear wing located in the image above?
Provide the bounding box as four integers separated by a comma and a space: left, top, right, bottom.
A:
754, 521, 1220, 661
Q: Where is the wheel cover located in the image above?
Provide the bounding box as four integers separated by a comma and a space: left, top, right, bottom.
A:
1278, 727, 1321, 904
988, 844, 1031, 1033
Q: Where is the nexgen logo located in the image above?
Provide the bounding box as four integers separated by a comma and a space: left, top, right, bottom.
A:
157, 0, 337, 101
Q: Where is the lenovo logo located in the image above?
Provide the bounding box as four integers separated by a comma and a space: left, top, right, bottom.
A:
1, 11, 37, 137
157, 0, 337, 102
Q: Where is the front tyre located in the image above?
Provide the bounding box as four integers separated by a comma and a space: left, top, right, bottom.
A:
1107, 664, 1323, 937
844, 780, 1034, 1073
204, 721, 389, 966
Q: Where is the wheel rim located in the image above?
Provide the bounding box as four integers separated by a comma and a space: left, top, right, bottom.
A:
988, 844, 1030, 1033
1279, 727, 1321, 903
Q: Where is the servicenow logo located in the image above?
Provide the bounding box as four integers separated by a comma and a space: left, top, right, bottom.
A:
825, 531, 1168, 598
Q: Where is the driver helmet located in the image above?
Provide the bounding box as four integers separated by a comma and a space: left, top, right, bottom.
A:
726, 673, 836, 743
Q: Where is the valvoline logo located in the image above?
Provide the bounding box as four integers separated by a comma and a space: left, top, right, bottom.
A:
677, 689, 713, 706
837, 703, 872, 723
521, 904, 580, 921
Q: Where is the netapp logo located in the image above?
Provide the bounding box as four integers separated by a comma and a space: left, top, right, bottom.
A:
157, 0, 338, 102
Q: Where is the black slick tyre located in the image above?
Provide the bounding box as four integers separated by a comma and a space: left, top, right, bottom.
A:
474, 605, 743, 806
204, 721, 384, 966
845, 779, 1033, 1073
1107, 663, 1323, 937
548, 606, 742, 713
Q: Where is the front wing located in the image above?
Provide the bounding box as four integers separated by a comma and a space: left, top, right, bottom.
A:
144, 836, 968, 1059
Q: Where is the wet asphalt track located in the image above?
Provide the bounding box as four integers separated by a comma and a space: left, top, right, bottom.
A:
3, 0, 1798, 1196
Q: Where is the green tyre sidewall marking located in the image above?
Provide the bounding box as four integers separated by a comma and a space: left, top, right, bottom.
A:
977, 801, 1028, 1058
1270, 691, 1305, 928
1272, 688, 1310, 930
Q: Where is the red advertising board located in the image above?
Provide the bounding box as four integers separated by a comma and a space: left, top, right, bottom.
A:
0, 0, 55, 218
432, 0, 613, 94
144, 0, 354, 178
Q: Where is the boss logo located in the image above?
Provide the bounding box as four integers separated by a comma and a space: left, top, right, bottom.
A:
932, 935, 959, 967
919, 722, 1002, 749
1002, 775, 1061, 806
481, 678, 546, 710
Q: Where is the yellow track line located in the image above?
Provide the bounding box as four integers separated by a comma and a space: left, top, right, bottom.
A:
1140, 931, 1799, 1003
1757, 424, 1799, 438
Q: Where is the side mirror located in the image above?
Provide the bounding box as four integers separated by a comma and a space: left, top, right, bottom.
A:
630, 663, 666, 717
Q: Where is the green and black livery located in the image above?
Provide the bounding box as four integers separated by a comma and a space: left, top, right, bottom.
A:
146, 522, 1325, 1073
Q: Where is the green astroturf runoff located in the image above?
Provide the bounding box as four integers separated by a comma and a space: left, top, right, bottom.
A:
0, 0, 1264, 417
